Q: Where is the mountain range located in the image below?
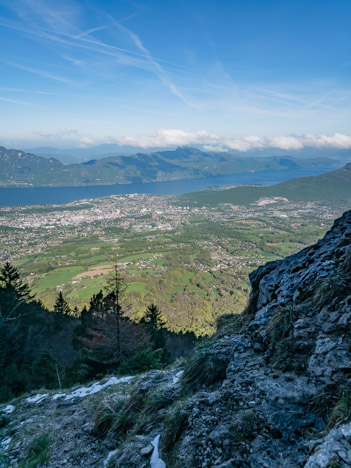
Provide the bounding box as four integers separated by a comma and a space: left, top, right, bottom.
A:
0, 145, 345, 188
24, 144, 351, 164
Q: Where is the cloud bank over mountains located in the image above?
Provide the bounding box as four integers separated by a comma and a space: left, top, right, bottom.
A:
113, 129, 351, 152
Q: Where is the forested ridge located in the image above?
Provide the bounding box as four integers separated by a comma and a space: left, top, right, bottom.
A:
0, 262, 196, 403
0, 145, 341, 187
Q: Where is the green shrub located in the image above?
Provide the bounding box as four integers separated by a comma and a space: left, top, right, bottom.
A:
143, 387, 175, 417
30, 349, 60, 390
118, 345, 163, 374
94, 392, 138, 439
94, 372, 178, 440
309, 380, 351, 424
314, 254, 350, 311
230, 410, 259, 444
308, 390, 335, 418
327, 459, 341, 468
2, 364, 28, 399
314, 276, 341, 309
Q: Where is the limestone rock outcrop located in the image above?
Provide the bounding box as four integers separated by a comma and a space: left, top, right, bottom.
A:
105, 210, 351, 467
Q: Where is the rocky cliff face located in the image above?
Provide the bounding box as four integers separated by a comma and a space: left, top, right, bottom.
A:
1, 211, 351, 467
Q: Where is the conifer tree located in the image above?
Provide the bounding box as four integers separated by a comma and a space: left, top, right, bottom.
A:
80, 306, 92, 324
141, 303, 169, 362
0, 261, 33, 301
142, 303, 166, 330
53, 291, 71, 315
89, 290, 105, 315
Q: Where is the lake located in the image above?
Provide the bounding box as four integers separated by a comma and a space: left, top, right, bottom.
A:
0, 166, 339, 206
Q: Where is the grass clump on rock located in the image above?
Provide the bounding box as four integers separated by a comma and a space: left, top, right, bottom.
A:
215, 313, 245, 337
265, 305, 299, 339
265, 305, 307, 371
181, 345, 228, 393
327, 397, 351, 430
94, 384, 145, 439
229, 410, 260, 444
93, 395, 126, 438
20, 432, 51, 468
163, 399, 189, 452
314, 250, 351, 311
93, 372, 178, 440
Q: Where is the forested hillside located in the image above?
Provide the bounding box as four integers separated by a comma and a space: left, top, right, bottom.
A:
0, 262, 196, 403
0, 145, 341, 187
180, 162, 351, 206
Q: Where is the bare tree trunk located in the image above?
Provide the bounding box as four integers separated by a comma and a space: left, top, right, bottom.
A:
106, 262, 126, 365
116, 290, 121, 362
55, 363, 62, 390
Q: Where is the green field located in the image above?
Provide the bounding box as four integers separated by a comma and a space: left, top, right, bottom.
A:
12, 219, 330, 336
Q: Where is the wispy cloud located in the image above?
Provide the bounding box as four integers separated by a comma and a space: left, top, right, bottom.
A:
111, 19, 196, 107
5, 61, 72, 84
32, 129, 95, 146
1, 0, 350, 137
33, 129, 80, 138
0, 87, 55, 95
0, 96, 30, 105
0, 7, 185, 68
0, 0, 194, 105
76, 25, 111, 39
252, 87, 348, 116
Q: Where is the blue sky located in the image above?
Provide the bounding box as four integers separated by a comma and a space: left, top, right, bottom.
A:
1, 0, 351, 151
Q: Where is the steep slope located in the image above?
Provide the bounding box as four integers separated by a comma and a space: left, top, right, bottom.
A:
0, 147, 63, 187
1, 212, 351, 467
114, 210, 350, 468
181, 162, 351, 206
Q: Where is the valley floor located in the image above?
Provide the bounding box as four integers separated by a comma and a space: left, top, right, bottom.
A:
0, 193, 347, 336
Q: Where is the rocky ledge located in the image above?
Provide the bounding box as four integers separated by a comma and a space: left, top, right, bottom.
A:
1, 211, 351, 467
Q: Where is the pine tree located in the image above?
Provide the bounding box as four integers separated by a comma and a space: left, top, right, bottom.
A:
142, 303, 166, 330
104, 264, 127, 363
141, 303, 169, 362
80, 306, 92, 324
89, 290, 106, 315
0, 261, 33, 302
53, 291, 71, 315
